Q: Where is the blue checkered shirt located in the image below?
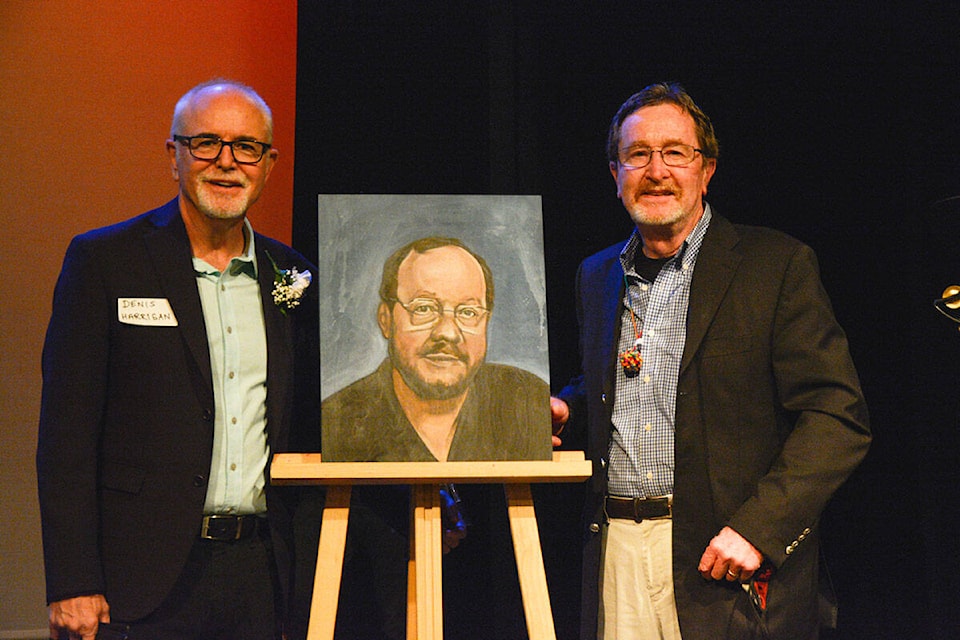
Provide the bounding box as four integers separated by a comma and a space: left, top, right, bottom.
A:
606, 207, 712, 498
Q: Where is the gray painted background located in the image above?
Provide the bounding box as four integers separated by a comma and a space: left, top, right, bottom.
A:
318, 194, 549, 400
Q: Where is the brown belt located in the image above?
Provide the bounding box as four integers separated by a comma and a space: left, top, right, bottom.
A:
604, 495, 672, 522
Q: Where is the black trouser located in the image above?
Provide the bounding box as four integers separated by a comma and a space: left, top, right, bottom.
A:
114, 526, 280, 640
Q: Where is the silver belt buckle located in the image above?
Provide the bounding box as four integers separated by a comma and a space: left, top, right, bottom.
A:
200, 514, 242, 540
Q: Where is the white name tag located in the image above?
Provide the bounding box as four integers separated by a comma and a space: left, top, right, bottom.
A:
117, 298, 178, 326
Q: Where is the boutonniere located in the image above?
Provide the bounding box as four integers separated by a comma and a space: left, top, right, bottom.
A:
265, 251, 312, 315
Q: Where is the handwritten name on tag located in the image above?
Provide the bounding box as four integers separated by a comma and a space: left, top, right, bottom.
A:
117, 298, 178, 326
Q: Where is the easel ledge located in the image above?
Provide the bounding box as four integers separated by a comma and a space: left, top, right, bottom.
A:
270, 450, 592, 484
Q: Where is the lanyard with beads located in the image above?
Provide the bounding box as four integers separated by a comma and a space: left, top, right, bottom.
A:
618, 274, 644, 377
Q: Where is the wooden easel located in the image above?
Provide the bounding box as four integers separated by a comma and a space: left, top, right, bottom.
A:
271, 451, 592, 640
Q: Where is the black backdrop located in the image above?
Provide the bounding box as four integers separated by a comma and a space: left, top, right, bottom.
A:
292, 3, 960, 638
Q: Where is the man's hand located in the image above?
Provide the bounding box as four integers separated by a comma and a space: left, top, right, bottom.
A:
697, 526, 763, 582
550, 396, 569, 447
49, 594, 110, 640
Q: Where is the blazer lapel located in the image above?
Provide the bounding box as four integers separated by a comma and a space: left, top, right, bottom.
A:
598, 250, 626, 416
680, 214, 741, 375
141, 200, 214, 401
256, 240, 293, 448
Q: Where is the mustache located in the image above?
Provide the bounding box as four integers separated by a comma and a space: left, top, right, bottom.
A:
418, 339, 469, 363
639, 182, 677, 196
201, 173, 250, 187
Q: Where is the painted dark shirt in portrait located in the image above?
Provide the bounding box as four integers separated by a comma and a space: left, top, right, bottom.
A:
322, 359, 552, 461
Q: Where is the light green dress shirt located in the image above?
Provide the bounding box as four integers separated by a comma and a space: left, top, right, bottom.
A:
193, 221, 269, 516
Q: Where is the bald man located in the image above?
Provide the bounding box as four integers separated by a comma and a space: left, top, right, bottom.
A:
38, 79, 319, 640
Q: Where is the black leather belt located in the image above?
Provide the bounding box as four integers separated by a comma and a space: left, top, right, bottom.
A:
604, 495, 672, 522
200, 514, 265, 541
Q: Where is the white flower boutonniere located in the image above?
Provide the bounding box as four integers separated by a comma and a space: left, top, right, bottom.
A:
266, 251, 312, 315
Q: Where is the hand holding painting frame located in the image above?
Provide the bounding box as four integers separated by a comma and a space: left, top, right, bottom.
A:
270, 195, 589, 639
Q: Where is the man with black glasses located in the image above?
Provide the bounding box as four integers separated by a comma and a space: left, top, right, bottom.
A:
551, 83, 871, 639
38, 79, 319, 640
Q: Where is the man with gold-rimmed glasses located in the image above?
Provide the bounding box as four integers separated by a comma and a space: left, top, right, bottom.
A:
322, 235, 550, 462
318, 236, 550, 638
551, 82, 870, 639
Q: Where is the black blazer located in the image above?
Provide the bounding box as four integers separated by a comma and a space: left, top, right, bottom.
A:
37, 199, 319, 621
560, 212, 871, 639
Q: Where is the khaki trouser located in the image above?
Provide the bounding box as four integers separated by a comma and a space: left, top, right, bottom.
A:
599, 517, 682, 640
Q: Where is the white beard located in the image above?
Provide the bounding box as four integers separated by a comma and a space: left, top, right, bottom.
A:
625, 200, 687, 229
194, 180, 252, 220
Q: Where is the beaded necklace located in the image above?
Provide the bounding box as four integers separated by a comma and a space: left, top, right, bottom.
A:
618, 274, 643, 377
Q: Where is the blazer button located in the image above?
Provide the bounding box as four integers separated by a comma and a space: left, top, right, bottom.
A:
601, 393, 607, 405
202, 409, 214, 422
589, 522, 600, 533
193, 475, 206, 487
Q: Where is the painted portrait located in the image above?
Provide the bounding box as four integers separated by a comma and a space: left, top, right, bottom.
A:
318, 194, 552, 462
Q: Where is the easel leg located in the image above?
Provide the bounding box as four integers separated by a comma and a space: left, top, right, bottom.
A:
408, 484, 444, 640
505, 483, 557, 640
306, 484, 351, 640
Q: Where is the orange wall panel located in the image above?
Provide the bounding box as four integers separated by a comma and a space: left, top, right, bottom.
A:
0, 1, 297, 633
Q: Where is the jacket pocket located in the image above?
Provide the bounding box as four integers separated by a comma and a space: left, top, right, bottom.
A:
725, 583, 769, 640
99, 461, 145, 495
700, 334, 755, 358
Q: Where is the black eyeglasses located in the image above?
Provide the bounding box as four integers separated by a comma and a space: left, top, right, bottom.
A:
173, 134, 272, 164
618, 143, 703, 170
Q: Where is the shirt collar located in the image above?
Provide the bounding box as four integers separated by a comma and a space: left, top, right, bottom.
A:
192, 218, 259, 278
619, 203, 713, 277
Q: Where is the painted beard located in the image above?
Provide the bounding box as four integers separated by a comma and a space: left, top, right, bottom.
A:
389, 337, 483, 401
